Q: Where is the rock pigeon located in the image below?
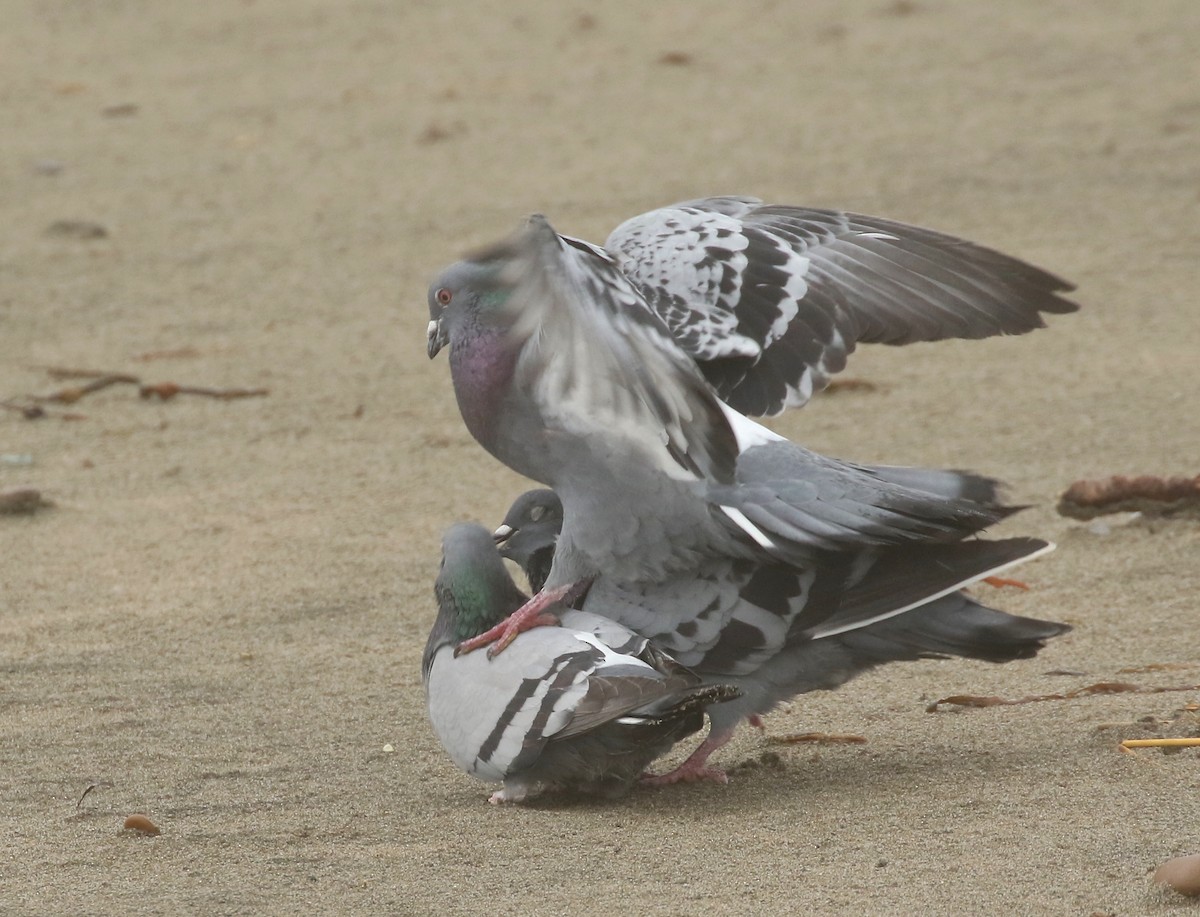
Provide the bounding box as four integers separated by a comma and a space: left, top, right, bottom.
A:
597, 197, 1077, 417
423, 523, 739, 802
427, 214, 1047, 592
495, 488, 1071, 782
492, 488, 562, 593
425, 213, 1071, 780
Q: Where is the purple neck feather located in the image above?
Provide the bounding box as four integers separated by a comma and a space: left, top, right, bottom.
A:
449, 322, 519, 453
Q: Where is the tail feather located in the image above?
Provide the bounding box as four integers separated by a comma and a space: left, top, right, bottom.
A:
841, 591, 1071, 664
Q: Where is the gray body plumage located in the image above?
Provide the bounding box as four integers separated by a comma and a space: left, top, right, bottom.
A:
423, 524, 738, 803
495, 490, 1070, 742
427, 213, 1063, 591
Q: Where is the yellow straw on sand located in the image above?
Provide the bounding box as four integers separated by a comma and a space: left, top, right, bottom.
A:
1119, 738, 1200, 749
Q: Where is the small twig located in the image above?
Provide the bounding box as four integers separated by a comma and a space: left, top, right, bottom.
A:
35, 374, 140, 404
138, 383, 269, 401
77, 784, 99, 810
8, 367, 268, 412
37, 367, 139, 382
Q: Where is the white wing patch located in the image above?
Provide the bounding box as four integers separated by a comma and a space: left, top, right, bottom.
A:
718, 401, 784, 451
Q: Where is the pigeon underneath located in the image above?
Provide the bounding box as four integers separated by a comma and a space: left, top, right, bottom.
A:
423, 523, 739, 802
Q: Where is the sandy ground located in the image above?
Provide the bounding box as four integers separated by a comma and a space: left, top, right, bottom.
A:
3, 1, 1199, 913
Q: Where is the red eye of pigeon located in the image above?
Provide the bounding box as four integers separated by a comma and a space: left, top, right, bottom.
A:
436, 288, 452, 307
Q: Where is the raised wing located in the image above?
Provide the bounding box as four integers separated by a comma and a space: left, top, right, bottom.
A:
607, 196, 1079, 417
470, 215, 739, 484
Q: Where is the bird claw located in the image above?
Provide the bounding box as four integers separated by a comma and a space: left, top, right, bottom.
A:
455, 579, 592, 658
483, 613, 559, 659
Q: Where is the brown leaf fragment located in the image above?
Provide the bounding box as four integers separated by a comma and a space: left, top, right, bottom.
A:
1057, 473, 1200, 519
1118, 662, 1194, 674
927, 681, 1200, 713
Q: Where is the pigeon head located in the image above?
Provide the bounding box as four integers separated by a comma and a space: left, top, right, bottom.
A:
423, 523, 528, 678
493, 489, 563, 594
426, 258, 512, 359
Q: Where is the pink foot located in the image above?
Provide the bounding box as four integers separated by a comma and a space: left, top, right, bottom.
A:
455, 579, 591, 659
642, 728, 735, 786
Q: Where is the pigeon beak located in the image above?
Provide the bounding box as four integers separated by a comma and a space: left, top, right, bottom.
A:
426, 319, 447, 359
492, 523, 514, 547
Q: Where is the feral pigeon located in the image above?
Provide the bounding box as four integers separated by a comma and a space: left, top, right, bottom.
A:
423, 523, 740, 803
425, 214, 1070, 780
594, 197, 1077, 416
492, 488, 562, 593
426, 215, 1047, 596
496, 488, 1071, 782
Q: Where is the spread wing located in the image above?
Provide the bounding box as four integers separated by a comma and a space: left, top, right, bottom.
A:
607, 196, 1079, 417
472, 215, 739, 484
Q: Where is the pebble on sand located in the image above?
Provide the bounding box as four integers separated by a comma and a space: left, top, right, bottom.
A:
1153, 853, 1200, 897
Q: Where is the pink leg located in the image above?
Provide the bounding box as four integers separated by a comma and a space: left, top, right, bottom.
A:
455, 579, 591, 659
642, 727, 737, 786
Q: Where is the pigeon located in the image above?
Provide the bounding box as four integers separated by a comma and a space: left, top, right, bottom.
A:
492, 488, 563, 593
586, 197, 1077, 417
424, 523, 740, 802
495, 488, 1071, 782
426, 214, 1049, 596
425, 214, 1070, 780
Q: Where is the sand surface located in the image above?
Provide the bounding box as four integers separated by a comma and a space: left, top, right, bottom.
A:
3, 1, 1199, 913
